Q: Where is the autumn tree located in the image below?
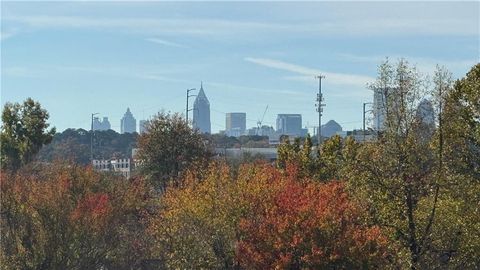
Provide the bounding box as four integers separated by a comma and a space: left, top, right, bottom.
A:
1, 98, 56, 171
148, 162, 279, 269
136, 111, 213, 189
147, 161, 395, 269
237, 180, 394, 269
0, 162, 155, 269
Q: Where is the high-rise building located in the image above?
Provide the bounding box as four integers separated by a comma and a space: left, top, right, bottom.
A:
193, 82, 211, 134
93, 116, 111, 131
416, 99, 435, 126
276, 114, 302, 136
120, 108, 136, 134
226, 112, 246, 137
139, 120, 148, 134
373, 87, 401, 131
373, 88, 386, 131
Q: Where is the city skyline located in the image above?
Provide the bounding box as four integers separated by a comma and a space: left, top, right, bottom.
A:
2, 2, 478, 133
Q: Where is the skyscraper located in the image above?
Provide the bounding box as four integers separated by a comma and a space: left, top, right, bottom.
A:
373, 87, 386, 131
120, 108, 136, 134
226, 112, 246, 137
373, 87, 400, 131
93, 116, 111, 131
416, 99, 435, 126
193, 82, 211, 134
139, 120, 148, 134
276, 114, 302, 136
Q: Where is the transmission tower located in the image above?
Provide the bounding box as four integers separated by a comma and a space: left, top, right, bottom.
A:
315, 75, 325, 145
186, 88, 197, 124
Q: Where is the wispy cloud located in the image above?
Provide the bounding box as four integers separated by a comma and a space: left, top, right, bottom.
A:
1, 64, 188, 83
1, 28, 18, 41
245, 57, 374, 87
3, 13, 478, 39
145, 38, 188, 48
337, 53, 478, 76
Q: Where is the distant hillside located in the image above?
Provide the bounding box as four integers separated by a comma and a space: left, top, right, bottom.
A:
37, 129, 138, 165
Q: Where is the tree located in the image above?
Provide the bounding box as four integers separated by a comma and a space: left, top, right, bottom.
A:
37, 128, 138, 165
277, 134, 359, 181
421, 63, 480, 268
147, 161, 395, 269
136, 112, 213, 189
0, 162, 155, 269
237, 180, 394, 269
343, 59, 480, 269
1, 98, 56, 170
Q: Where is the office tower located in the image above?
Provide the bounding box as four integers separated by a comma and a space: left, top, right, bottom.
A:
193, 82, 211, 134
120, 108, 136, 133
139, 120, 148, 134
276, 114, 302, 136
226, 112, 246, 137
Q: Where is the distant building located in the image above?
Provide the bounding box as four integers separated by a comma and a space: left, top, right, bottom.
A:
226, 112, 246, 137
416, 99, 435, 126
276, 114, 302, 136
373, 88, 387, 131
247, 125, 275, 137
120, 108, 136, 134
92, 158, 132, 178
416, 99, 435, 140
215, 147, 278, 161
139, 120, 148, 134
193, 82, 211, 134
373, 87, 401, 131
336, 129, 375, 142
320, 120, 342, 138
93, 116, 111, 131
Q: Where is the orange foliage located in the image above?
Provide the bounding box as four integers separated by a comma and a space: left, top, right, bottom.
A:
71, 193, 111, 230
237, 174, 392, 269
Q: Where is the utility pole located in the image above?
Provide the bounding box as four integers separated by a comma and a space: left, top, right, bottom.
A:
315, 75, 325, 145
186, 88, 196, 124
363, 102, 373, 142
91, 112, 98, 163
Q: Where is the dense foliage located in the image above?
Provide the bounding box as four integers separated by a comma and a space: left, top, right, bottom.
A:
148, 163, 394, 269
1, 98, 56, 171
0, 163, 154, 270
136, 112, 213, 189
37, 128, 138, 165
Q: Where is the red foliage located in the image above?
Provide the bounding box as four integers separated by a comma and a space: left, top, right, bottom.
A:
237, 179, 391, 269
71, 193, 111, 229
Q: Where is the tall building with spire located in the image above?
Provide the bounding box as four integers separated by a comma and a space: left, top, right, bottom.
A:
193, 82, 211, 134
120, 108, 136, 134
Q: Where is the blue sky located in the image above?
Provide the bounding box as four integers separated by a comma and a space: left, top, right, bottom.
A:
2, 1, 479, 133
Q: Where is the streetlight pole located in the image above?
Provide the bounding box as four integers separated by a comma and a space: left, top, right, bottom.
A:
186, 88, 196, 125
91, 112, 98, 163
363, 103, 373, 142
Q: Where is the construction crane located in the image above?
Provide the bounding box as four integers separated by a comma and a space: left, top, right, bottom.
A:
256, 105, 269, 136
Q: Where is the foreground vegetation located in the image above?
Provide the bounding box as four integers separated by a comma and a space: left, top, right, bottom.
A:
1, 60, 478, 269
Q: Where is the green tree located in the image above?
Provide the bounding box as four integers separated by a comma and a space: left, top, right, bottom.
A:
422, 63, 480, 268
136, 111, 213, 189
1, 98, 56, 171
277, 134, 358, 181
343, 59, 480, 269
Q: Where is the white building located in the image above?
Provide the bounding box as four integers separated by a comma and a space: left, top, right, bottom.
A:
92, 158, 132, 178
